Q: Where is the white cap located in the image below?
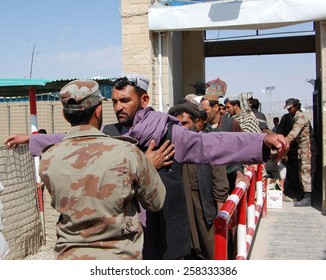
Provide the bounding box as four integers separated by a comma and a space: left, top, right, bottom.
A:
118, 73, 149, 92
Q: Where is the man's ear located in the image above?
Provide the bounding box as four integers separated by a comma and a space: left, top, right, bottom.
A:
140, 94, 150, 108
62, 110, 69, 122
94, 104, 102, 119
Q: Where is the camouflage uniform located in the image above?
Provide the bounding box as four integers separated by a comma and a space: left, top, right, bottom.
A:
39, 125, 165, 260
39, 79, 166, 260
286, 110, 316, 193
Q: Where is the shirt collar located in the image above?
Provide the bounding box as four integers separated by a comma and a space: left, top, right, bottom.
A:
63, 125, 106, 140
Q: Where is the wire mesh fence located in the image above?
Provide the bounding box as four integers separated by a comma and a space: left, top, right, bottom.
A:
0, 100, 118, 259
0, 145, 41, 259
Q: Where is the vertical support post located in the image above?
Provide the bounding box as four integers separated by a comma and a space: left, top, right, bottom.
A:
236, 188, 247, 259
247, 170, 256, 227
29, 86, 45, 243
214, 218, 228, 260
29, 86, 38, 133
256, 164, 263, 206
246, 170, 257, 255
158, 32, 163, 112
262, 173, 268, 218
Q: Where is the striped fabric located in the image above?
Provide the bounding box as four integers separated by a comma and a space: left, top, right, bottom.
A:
233, 110, 261, 133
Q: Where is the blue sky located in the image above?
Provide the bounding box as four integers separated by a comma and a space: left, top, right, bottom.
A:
0, 0, 316, 113
0, 0, 122, 79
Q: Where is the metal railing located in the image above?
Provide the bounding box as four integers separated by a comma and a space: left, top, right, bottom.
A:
214, 164, 267, 260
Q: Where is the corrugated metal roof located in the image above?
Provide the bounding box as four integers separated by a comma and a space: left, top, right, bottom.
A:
0, 78, 115, 98
0, 78, 50, 87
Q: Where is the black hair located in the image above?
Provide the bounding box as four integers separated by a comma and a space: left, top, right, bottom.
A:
168, 107, 184, 118
250, 98, 260, 110
199, 109, 208, 121
63, 103, 101, 126
187, 112, 198, 122
38, 129, 47, 134
168, 101, 200, 122
113, 77, 146, 97
169, 107, 198, 122
293, 99, 302, 109
208, 100, 219, 107
229, 99, 241, 108
224, 98, 230, 105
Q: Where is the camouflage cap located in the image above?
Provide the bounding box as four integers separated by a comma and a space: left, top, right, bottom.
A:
284, 98, 300, 109
60, 80, 106, 111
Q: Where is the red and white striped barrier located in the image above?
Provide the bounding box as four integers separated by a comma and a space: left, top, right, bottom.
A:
214, 164, 266, 260
239, 164, 266, 260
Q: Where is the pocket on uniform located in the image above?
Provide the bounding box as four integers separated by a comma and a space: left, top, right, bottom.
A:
122, 215, 140, 233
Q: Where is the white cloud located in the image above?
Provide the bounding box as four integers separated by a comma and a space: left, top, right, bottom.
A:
32, 44, 122, 80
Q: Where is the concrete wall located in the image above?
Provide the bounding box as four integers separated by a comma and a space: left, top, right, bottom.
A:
182, 31, 205, 97
121, 0, 176, 111
121, 1, 205, 111
121, 0, 157, 107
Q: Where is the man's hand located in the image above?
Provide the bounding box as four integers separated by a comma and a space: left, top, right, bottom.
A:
235, 170, 250, 188
263, 134, 289, 163
145, 139, 175, 170
4, 134, 30, 148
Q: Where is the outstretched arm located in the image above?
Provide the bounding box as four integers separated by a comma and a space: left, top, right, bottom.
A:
5, 133, 65, 156
171, 125, 289, 166
5, 134, 30, 148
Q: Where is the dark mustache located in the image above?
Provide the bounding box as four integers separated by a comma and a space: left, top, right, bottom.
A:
117, 112, 128, 117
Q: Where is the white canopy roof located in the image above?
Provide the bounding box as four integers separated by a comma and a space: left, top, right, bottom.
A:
148, 0, 326, 31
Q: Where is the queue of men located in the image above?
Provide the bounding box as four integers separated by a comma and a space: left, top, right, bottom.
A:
5, 74, 290, 260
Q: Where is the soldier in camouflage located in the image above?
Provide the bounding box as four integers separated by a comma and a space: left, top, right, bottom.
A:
38, 80, 166, 259
284, 98, 316, 207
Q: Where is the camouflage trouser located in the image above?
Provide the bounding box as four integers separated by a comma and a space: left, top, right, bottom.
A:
298, 149, 315, 193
